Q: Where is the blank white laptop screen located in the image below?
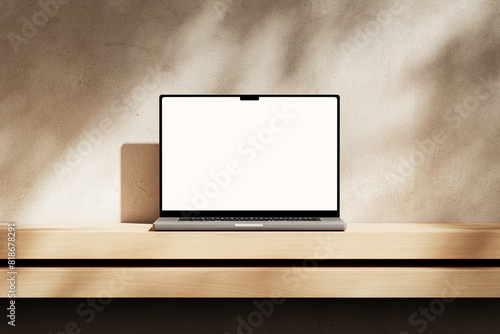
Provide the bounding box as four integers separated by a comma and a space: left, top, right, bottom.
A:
161, 96, 338, 212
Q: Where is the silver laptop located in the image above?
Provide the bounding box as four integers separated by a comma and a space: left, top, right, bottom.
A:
153, 95, 346, 231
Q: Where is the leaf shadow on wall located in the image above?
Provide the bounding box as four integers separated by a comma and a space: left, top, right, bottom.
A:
0, 0, 199, 221
363, 2, 500, 224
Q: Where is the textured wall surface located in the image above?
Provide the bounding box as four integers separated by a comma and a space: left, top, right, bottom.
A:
1, 0, 499, 223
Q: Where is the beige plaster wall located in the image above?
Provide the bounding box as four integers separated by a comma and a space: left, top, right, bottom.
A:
1, 0, 499, 223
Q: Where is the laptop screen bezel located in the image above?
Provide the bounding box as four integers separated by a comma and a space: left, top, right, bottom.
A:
158, 94, 340, 218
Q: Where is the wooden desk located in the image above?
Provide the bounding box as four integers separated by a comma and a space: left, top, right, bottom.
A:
1, 223, 500, 297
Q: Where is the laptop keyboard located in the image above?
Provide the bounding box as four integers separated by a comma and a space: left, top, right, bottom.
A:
178, 217, 321, 221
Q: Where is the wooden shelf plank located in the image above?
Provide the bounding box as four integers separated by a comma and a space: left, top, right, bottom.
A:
3, 267, 499, 298
2, 223, 500, 259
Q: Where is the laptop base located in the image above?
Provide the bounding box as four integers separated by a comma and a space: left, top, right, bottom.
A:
153, 218, 346, 231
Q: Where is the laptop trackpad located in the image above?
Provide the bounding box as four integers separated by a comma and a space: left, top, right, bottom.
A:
234, 223, 264, 227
